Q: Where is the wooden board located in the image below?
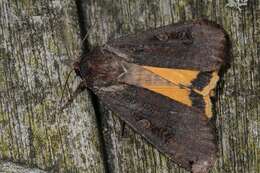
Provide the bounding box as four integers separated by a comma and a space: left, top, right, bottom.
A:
0, 0, 259, 173
0, 0, 105, 172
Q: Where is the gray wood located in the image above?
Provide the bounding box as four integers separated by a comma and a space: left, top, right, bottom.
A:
0, 161, 46, 173
0, 0, 105, 172
0, 0, 259, 173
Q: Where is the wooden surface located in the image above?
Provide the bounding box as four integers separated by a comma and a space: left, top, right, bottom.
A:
0, 161, 46, 173
0, 0, 259, 173
0, 0, 105, 172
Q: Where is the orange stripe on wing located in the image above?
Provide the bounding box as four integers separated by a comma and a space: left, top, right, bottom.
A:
142, 66, 219, 96
143, 66, 199, 87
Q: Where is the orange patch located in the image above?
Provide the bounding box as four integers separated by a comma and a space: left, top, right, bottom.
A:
142, 66, 219, 96
197, 71, 219, 96
204, 95, 212, 118
141, 66, 217, 118
143, 66, 199, 87
142, 85, 192, 107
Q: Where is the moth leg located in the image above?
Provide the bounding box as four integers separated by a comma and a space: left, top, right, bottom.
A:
59, 81, 87, 112
120, 120, 128, 138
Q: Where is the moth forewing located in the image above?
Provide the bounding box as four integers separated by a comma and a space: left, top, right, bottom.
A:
75, 19, 229, 173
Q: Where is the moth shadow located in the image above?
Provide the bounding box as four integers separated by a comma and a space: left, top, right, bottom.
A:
211, 31, 232, 125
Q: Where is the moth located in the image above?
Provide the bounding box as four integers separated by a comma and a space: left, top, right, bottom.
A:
72, 19, 229, 173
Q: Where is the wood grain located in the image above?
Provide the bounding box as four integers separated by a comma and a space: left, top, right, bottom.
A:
0, 0, 259, 173
0, 0, 105, 172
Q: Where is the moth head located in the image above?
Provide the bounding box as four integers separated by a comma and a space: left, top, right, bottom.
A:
73, 48, 127, 88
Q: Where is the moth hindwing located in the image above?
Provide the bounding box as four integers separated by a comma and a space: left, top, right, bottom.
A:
75, 19, 229, 173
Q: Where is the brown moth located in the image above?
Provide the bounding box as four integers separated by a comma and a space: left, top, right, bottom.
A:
72, 19, 230, 173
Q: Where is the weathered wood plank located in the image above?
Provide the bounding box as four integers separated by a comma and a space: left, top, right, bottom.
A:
0, 161, 46, 173
80, 0, 259, 173
1, 0, 259, 173
0, 0, 105, 172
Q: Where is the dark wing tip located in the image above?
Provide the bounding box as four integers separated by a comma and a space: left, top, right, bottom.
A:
192, 19, 231, 70
163, 101, 218, 172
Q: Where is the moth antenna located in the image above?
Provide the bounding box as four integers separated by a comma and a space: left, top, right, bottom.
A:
61, 20, 97, 69
52, 75, 86, 119
75, 20, 97, 62
59, 69, 73, 106
58, 21, 97, 110
120, 121, 128, 138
